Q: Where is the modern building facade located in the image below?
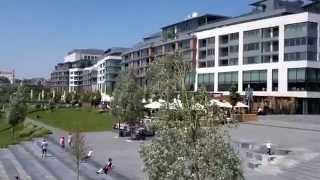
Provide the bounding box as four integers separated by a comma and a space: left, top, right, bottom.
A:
123, 0, 320, 114
122, 14, 228, 87
97, 48, 128, 94
194, 0, 320, 114
50, 49, 104, 92
49, 48, 127, 93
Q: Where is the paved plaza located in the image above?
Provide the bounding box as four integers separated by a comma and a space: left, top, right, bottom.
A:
83, 115, 320, 180
25, 116, 320, 180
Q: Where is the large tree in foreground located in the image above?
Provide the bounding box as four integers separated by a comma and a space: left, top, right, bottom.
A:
140, 55, 244, 180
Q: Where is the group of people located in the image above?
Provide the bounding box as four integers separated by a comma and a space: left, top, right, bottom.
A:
59, 133, 73, 149
40, 133, 113, 175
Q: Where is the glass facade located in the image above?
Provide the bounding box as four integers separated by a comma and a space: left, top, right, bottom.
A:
218, 71, 238, 91
198, 37, 215, 68
272, 69, 278, 91
284, 22, 318, 61
243, 70, 267, 91
197, 73, 214, 91
288, 68, 320, 91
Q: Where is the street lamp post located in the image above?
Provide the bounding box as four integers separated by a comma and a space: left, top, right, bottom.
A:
245, 84, 253, 113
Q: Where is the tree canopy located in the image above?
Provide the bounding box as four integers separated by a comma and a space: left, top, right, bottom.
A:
140, 55, 243, 180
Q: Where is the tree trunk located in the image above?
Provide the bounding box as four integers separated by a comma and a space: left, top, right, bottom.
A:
77, 160, 80, 180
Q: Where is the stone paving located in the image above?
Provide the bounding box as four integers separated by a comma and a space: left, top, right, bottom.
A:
25, 115, 320, 180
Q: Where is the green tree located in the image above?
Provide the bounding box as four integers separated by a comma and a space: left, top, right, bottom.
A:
0, 77, 11, 84
229, 85, 241, 108
112, 71, 144, 127
6, 87, 27, 139
140, 55, 243, 180
91, 91, 101, 106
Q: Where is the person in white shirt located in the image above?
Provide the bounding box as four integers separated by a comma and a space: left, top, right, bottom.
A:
41, 139, 48, 158
67, 133, 72, 147
82, 150, 93, 161
266, 141, 272, 155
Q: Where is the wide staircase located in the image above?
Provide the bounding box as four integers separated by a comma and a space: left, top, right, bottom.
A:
0, 136, 114, 180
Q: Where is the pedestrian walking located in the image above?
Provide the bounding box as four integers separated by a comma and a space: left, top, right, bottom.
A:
266, 141, 272, 155
59, 136, 65, 149
67, 133, 73, 147
41, 138, 48, 158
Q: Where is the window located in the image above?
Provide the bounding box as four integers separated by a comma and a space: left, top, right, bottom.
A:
229, 33, 239, 41
199, 50, 207, 59
219, 47, 228, 57
229, 45, 239, 53
218, 72, 238, 91
244, 43, 259, 51
199, 39, 207, 48
244, 29, 260, 38
288, 68, 306, 91
243, 56, 260, 64
198, 73, 214, 91
219, 58, 238, 66
219, 35, 229, 44
243, 70, 267, 91
207, 48, 215, 56
207, 37, 215, 45
272, 69, 278, 91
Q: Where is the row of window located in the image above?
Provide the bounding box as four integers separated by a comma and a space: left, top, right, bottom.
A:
244, 27, 279, 39
197, 68, 320, 92
244, 41, 279, 52
284, 51, 317, 61
284, 37, 317, 47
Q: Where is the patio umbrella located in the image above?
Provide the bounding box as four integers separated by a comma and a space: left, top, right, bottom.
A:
210, 99, 232, 108
235, 102, 249, 108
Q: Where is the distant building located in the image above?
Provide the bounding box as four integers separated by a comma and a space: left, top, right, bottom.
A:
49, 48, 127, 93
0, 70, 15, 84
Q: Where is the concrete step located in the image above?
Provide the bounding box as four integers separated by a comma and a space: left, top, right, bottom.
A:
0, 160, 10, 180
9, 144, 57, 180
0, 148, 32, 180
21, 141, 82, 180
35, 138, 110, 180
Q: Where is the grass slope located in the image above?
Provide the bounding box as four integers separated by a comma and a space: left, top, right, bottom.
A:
28, 108, 117, 132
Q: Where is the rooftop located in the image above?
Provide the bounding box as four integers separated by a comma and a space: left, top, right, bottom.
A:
67, 49, 105, 55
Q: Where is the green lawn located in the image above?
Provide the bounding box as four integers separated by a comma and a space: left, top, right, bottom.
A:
28, 107, 117, 132
0, 113, 22, 148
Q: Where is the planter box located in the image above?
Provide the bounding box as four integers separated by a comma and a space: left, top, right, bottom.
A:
241, 114, 257, 122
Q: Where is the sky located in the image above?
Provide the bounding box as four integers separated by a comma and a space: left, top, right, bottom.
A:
0, 0, 253, 79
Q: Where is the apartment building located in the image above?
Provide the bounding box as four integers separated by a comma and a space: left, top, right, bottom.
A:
194, 0, 320, 114
122, 14, 228, 87
50, 49, 104, 92
123, 0, 320, 114
97, 48, 128, 94
50, 48, 127, 93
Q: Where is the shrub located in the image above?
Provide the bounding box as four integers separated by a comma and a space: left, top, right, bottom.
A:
18, 124, 38, 138
30, 127, 51, 138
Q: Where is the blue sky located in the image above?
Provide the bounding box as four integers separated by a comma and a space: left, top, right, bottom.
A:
0, 0, 252, 78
